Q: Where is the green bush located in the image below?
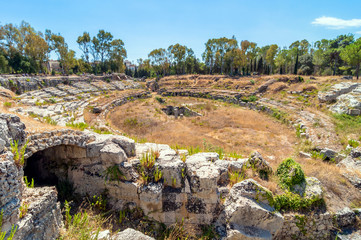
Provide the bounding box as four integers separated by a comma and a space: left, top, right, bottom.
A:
276, 158, 305, 191
273, 191, 325, 212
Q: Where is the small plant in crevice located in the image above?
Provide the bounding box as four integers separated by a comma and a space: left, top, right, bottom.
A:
89, 195, 107, 212
153, 167, 163, 183
164, 219, 191, 240
104, 165, 126, 182
229, 169, 245, 187
24, 176, 34, 188
140, 150, 158, 169
200, 224, 220, 240
19, 202, 29, 219
10, 139, 28, 169
171, 177, 177, 188
0, 209, 17, 240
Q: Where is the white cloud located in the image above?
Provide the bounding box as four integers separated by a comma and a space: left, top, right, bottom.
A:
312, 16, 361, 29
356, 31, 361, 35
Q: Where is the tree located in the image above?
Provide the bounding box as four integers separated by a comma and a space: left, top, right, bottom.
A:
148, 48, 169, 76
266, 44, 278, 73
340, 38, 361, 79
109, 39, 127, 72
77, 32, 91, 63
95, 30, 113, 64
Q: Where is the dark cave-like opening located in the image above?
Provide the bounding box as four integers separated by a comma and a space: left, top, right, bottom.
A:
24, 150, 60, 187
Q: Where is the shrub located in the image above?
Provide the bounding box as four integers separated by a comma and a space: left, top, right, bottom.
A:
276, 158, 305, 191
250, 79, 255, 85
273, 191, 325, 212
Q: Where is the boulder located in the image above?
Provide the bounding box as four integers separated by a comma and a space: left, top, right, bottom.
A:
146, 80, 159, 92
247, 152, 273, 178
225, 180, 283, 238
99, 143, 127, 166
113, 228, 155, 240
320, 148, 337, 160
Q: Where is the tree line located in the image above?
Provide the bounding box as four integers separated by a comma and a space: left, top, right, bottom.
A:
1, 21, 361, 79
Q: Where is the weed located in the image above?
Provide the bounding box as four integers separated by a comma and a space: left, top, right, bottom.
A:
171, 177, 177, 188
3, 102, 11, 108
24, 176, 34, 188
43, 116, 57, 125
104, 166, 126, 182
311, 151, 326, 161
0, 209, 17, 240
123, 118, 141, 128
10, 140, 28, 169
140, 150, 158, 169
62, 200, 102, 240
180, 154, 187, 162
119, 210, 126, 224
348, 139, 360, 148
66, 122, 88, 131
229, 170, 245, 187
19, 202, 29, 219
90, 195, 107, 212
250, 79, 255, 85
200, 225, 219, 240
164, 219, 190, 240
153, 167, 163, 182
91, 126, 112, 134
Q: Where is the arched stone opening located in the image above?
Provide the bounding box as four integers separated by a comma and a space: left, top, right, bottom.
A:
23, 144, 89, 200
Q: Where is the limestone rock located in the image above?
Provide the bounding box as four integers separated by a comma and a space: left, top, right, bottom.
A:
186, 153, 221, 193
247, 152, 273, 178
146, 80, 159, 92
113, 228, 155, 240
226, 224, 272, 240
225, 179, 283, 238
100, 143, 127, 166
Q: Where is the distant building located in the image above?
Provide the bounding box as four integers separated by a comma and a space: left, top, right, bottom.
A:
124, 60, 136, 71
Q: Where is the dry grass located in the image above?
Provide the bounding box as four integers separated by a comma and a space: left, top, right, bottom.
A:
107, 96, 298, 163
298, 156, 361, 211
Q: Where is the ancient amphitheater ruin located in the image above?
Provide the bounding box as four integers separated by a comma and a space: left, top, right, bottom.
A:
0, 74, 361, 239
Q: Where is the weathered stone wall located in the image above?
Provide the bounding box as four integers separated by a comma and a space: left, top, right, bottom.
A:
0, 74, 138, 94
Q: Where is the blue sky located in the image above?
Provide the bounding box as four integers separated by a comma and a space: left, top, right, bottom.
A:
2, 0, 361, 62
